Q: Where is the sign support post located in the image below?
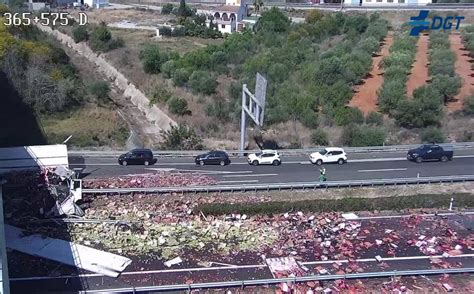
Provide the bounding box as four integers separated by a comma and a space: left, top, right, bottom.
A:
239, 73, 267, 154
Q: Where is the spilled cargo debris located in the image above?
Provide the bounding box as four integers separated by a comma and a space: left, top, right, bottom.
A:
83, 173, 217, 189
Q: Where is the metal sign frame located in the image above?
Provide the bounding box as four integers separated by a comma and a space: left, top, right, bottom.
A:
240, 73, 267, 151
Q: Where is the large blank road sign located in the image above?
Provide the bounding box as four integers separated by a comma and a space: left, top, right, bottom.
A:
240, 73, 267, 151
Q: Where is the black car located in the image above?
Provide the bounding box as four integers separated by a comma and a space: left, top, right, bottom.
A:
195, 151, 231, 166
407, 144, 454, 163
118, 149, 157, 166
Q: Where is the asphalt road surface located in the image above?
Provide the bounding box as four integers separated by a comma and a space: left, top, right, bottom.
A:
70, 150, 474, 184
9, 212, 474, 293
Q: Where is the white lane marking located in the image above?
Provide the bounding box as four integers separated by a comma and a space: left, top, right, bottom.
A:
222, 173, 278, 178
12, 254, 474, 280
350, 157, 406, 162
144, 168, 176, 172
356, 211, 474, 220
358, 168, 408, 173
217, 180, 259, 184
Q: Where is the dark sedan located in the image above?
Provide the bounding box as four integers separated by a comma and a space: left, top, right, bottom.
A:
118, 148, 157, 166
195, 151, 231, 166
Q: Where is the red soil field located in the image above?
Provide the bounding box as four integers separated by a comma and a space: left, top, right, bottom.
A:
406, 34, 430, 98
448, 33, 474, 112
348, 33, 393, 115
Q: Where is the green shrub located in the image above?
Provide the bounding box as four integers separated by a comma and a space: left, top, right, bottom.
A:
305, 10, 325, 24
334, 107, 364, 126
300, 108, 319, 128
464, 94, 474, 115
149, 84, 172, 105
381, 51, 414, 69
254, 7, 291, 33
139, 44, 168, 74
394, 86, 444, 128
161, 60, 177, 78
167, 97, 190, 115
342, 125, 386, 147
88, 81, 110, 102
160, 124, 203, 150
421, 127, 446, 143
205, 99, 229, 121
72, 25, 89, 43
89, 24, 120, 52
430, 75, 462, 100
188, 70, 217, 95
384, 65, 408, 82
194, 193, 474, 216
311, 129, 329, 146
365, 111, 383, 125
161, 3, 174, 14
356, 36, 380, 53
378, 79, 407, 113
159, 26, 172, 37
172, 68, 191, 86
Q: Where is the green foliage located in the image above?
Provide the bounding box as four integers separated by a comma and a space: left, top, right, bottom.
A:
254, 7, 291, 33
89, 24, 123, 52
161, 60, 177, 78
88, 81, 110, 103
394, 85, 444, 128
356, 36, 380, 53
365, 111, 383, 126
305, 10, 325, 24
205, 99, 230, 121
378, 79, 407, 114
167, 97, 190, 115
334, 107, 364, 126
162, 3, 174, 14
464, 94, 474, 115
172, 68, 191, 87
149, 84, 172, 105
139, 44, 168, 74
188, 70, 217, 95
194, 193, 474, 216
311, 129, 329, 146
342, 125, 386, 147
430, 75, 462, 100
160, 124, 203, 150
176, 0, 194, 17
72, 25, 89, 43
421, 127, 446, 143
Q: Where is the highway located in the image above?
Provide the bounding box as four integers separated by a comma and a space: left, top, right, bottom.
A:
69, 149, 474, 184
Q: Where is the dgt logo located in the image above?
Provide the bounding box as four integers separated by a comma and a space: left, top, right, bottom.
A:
409, 10, 464, 36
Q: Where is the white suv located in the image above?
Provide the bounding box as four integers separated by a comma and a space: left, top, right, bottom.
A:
247, 150, 281, 166
309, 147, 347, 165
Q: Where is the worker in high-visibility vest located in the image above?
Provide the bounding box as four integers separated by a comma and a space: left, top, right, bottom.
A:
319, 167, 327, 182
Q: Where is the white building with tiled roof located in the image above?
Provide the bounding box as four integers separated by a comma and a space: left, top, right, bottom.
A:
202, 0, 249, 34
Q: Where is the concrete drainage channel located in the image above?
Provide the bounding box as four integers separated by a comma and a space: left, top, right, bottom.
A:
81, 175, 474, 195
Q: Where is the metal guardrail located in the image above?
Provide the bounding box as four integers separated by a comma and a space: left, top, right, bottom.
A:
81, 267, 474, 293
70, 142, 474, 158
82, 175, 474, 194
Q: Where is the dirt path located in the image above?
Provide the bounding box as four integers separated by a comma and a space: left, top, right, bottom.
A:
406, 34, 429, 98
348, 33, 393, 115
449, 33, 474, 112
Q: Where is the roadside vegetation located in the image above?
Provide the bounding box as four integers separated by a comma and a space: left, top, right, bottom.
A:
139, 9, 389, 146
195, 193, 474, 216
377, 32, 417, 114
0, 6, 128, 147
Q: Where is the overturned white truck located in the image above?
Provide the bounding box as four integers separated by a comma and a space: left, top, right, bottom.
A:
0, 144, 84, 217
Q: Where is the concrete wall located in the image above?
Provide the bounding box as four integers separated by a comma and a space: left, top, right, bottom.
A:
35, 25, 177, 134
0, 145, 69, 174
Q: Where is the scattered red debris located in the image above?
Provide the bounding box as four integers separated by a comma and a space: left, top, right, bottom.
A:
83, 173, 217, 189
